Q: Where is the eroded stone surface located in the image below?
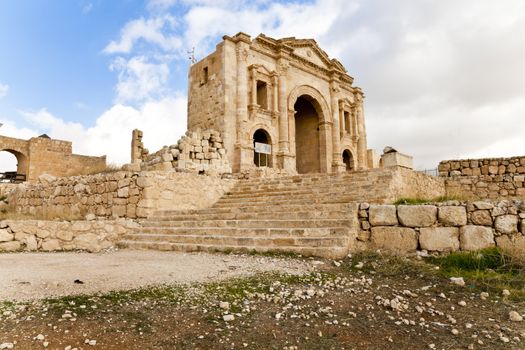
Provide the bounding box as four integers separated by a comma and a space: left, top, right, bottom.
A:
369, 205, 398, 226
370, 226, 417, 253
420, 227, 460, 252
494, 215, 519, 235
397, 205, 437, 227
438, 206, 467, 226
460, 225, 494, 251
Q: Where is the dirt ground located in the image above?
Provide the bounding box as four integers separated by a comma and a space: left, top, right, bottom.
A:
0, 250, 312, 301
1, 251, 524, 350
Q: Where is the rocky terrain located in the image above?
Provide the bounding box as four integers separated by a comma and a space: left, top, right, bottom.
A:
1, 251, 524, 349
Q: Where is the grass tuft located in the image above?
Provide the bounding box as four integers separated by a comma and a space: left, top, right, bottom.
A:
426, 247, 525, 301
393, 195, 464, 205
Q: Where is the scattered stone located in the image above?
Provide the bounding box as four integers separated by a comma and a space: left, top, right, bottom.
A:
223, 314, 235, 322
509, 311, 523, 322
219, 301, 230, 310
450, 277, 465, 286
502, 289, 511, 297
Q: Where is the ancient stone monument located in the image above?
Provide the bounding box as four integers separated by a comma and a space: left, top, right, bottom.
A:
0, 134, 106, 182
187, 33, 369, 174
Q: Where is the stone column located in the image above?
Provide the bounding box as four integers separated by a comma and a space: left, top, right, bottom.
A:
272, 75, 279, 114
330, 83, 345, 173
251, 69, 257, 106
356, 93, 368, 170
276, 60, 294, 172
234, 45, 251, 172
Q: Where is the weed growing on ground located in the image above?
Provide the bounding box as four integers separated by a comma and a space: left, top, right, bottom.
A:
426, 247, 525, 302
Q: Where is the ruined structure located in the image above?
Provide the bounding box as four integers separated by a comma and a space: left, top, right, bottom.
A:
0, 134, 106, 182
188, 33, 369, 174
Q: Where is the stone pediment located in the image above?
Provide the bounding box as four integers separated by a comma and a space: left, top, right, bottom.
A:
280, 38, 346, 73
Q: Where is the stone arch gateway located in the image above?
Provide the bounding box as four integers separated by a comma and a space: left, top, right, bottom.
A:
187, 32, 371, 174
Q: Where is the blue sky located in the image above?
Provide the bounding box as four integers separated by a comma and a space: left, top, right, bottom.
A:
1, 0, 524, 170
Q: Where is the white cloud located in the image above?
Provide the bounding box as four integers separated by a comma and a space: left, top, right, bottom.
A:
103, 15, 181, 54
110, 56, 170, 103
82, 3, 93, 14
13, 96, 187, 165
0, 83, 8, 98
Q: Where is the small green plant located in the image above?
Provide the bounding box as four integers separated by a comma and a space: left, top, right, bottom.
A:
393, 195, 464, 205
426, 248, 525, 301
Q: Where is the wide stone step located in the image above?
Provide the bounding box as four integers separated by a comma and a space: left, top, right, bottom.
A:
117, 240, 348, 259
215, 191, 368, 204
146, 210, 351, 221
149, 203, 356, 217
121, 234, 348, 248
131, 227, 349, 237
212, 195, 375, 208
140, 219, 353, 229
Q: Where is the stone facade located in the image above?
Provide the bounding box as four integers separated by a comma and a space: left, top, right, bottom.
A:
8, 171, 236, 219
128, 129, 232, 175
187, 32, 370, 174
357, 200, 525, 255
0, 218, 135, 253
0, 134, 106, 182
439, 156, 525, 199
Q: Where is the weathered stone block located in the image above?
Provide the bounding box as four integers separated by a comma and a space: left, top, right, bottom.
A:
470, 210, 492, 226
0, 229, 13, 242
0, 241, 21, 251
438, 206, 467, 226
460, 225, 494, 251
369, 205, 398, 226
397, 205, 437, 227
41, 239, 61, 251
496, 235, 525, 256
73, 233, 101, 253
370, 226, 417, 253
420, 227, 460, 252
473, 201, 494, 210
494, 215, 519, 235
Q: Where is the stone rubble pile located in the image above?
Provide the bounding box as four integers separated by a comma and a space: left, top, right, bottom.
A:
135, 129, 232, 175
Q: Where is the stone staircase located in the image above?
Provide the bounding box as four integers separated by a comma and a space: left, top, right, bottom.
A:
118, 170, 396, 258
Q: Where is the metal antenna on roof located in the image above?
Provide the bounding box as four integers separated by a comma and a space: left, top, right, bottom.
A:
188, 47, 196, 64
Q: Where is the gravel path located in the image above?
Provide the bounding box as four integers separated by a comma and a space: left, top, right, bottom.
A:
0, 250, 313, 301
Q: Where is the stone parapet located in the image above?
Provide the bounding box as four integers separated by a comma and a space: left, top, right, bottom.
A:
357, 200, 525, 255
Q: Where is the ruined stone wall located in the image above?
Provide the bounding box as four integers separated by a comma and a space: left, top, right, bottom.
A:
0, 135, 106, 182
187, 48, 225, 132
439, 156, 525, 199
134, 129, 232, 175
355, 200, 525, 255
0, 218, 136, 253
8, 171, 237, 219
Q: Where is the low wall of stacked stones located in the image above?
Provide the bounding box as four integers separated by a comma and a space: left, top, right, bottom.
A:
439, 156, 525, 200
0, 219, 137, 253
8, 171, 236, 219
355, 200, 525, 255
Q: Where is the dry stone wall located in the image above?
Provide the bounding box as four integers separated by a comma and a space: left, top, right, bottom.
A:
8, 171, 236, 219
439, 156, 525, 199
0, 218, 136, 253
356, 200, 525, 255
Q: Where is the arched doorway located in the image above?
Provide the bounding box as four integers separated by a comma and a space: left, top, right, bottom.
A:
294, 95, 321, 174
253, 129, 272, 167
0, 149, 27, 183
342, 149, 354, 171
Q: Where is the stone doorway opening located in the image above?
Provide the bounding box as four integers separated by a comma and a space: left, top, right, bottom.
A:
294, 95, 321, 174
253, 129, 272, 167
343, 149, 354, 171
0, 149, 28, 183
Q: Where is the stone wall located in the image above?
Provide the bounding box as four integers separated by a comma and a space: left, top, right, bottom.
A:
439, 156, 525, 200
386, 167, 445, 202
130, 129, 232, 175
0, 135, 106, 182
0, 218, 136, 253
356, 200, 525, 255
7, 171, 237, 219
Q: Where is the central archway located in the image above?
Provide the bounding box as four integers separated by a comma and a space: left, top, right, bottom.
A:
0, 149, 28, 182
294, 96, 321, 174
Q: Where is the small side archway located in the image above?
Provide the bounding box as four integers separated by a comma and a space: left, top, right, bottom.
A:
0, 149, 29, 182
342, 149, 354, 171
253, 128, 272, 167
